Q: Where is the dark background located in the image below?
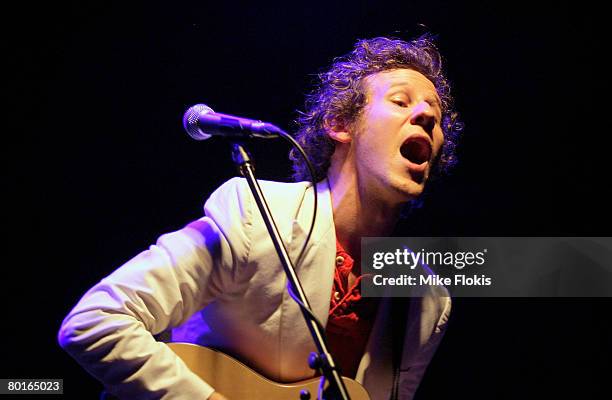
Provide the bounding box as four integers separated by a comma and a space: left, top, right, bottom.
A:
4, 0, 609, 398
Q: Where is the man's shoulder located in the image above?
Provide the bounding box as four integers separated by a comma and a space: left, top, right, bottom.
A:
211, 177, 312, 202
203, 177, 333, 242
204, 178, 314, 217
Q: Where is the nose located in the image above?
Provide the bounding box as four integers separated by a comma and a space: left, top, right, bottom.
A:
409, 101, 435, 135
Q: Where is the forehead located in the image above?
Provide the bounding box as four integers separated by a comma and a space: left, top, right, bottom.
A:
363, 68, 440, 101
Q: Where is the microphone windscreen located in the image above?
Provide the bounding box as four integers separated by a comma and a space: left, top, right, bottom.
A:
183, 104, 214, 140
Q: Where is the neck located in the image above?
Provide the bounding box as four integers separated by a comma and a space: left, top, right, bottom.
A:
327, 163, 403, 258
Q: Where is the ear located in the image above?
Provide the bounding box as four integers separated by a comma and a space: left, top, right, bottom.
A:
325, 119, 352, 144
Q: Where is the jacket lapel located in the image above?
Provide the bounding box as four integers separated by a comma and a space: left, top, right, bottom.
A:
355, 296, 396, 399
287, 179, 336, 325
277, 180, 337, 379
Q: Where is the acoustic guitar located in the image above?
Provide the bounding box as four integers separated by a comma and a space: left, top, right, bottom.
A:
103, 342, 371, 399
168, 343, 370, 399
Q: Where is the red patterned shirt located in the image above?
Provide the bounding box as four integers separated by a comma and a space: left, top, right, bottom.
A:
325, 240, 379, 378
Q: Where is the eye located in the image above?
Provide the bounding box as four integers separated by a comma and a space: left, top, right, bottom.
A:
427, 101, 443, 119
391, 99, 408, 107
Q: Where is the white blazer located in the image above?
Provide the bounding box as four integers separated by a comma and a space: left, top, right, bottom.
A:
59, 178, 451, 400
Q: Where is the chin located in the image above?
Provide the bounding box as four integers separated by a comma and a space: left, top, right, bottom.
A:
389, 177, 425, 203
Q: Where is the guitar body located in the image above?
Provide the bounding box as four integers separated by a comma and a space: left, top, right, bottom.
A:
168, 342, 371, 399
103, 342, 370, 399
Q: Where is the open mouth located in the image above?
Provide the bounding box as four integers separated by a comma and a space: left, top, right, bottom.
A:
400, 136, 432, 165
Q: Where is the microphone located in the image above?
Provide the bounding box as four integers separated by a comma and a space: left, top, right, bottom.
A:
183, 104, 282, 140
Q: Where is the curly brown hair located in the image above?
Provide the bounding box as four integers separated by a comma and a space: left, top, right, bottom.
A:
290, 35, 462, 182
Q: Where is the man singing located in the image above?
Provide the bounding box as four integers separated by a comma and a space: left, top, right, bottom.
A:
59, 35, 462, 400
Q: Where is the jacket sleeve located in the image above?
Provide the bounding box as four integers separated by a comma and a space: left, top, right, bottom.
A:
58, 178, 252, 399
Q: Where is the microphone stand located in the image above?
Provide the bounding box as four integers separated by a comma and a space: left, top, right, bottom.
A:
230, 142, 350, 400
